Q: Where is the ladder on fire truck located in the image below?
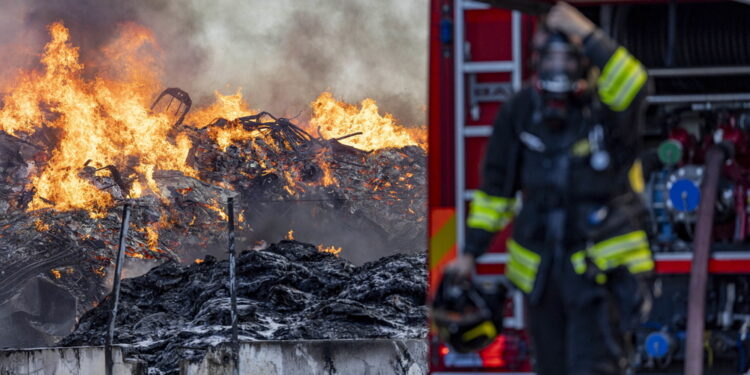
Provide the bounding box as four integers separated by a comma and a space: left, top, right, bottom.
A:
453, 1, 525, 328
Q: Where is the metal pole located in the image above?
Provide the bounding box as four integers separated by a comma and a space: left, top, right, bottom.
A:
227, 197, 240, 375
105, 202, 131, 375
684, 146, 726, 375
454, 0, 466, 253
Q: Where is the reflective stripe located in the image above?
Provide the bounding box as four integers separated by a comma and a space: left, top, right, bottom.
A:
467, 191, 515, 232
587, 230, 654, 273
461, 320, 497, 342
506, 240, 540, 293
507, 266, 534, 294
597, 47, 647, 111
589, 231, 648, 258
570, 250, 586, 274
629, 160, 645, 194
599, 48, 629, 89
621, 247, 655, 273
600, 58, 638, 100
473, 190, 515, 212
609, 67, 647, 111
467, 211, 512, 232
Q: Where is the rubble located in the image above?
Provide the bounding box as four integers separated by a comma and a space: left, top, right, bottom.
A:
60, 240, 427, 374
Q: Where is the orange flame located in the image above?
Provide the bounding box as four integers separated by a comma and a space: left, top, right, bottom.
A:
186, 89, 256, 127
194, 258, 204, 264
310, 92, 425, 151
34, 219, 50, 232
317, 244, 342, 257
0, 22, 196, 215
50, 269, 62, 279
286, 230, 294, 240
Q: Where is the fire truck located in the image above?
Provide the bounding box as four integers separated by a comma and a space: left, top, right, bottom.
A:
427, 1, 750, 373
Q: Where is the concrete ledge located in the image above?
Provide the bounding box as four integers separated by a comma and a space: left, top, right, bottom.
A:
0, 340, 426, 375
183, 339, 427, 375
0, 346, 144, 375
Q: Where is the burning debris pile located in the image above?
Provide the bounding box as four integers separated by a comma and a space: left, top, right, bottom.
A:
60, 240, 427, 374
0, 22, 426, 348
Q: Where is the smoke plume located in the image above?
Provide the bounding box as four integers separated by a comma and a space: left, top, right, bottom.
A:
0, 0, 428, 125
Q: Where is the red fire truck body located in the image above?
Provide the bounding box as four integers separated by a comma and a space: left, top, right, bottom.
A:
427, 1, 750, 373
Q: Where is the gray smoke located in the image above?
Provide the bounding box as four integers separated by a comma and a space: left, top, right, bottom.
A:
0, 0, 428, 125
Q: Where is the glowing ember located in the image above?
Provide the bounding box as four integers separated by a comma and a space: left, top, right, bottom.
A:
310, 92, 425, 151
317, 244, 343, 257
50, 269, 62, 279
200, 200, 228, 221
194, 258, 204, 264
34, 219, 50, 232
286, 230, 295, 240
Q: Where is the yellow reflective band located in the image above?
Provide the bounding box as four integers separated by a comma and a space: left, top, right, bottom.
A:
570, 250, 587, 274
572, 139, 591, 156
621, 247, 655, 273
587, 230, 653, 272
600, 57, 639, 101
629, 160, 645, 194
508, 257, 536, 281
467, 191, 515, 232
461, 320, 497, 342
467, 216, 499, 232
472, 190, 515, 212
507, 266, 534, 293
609, 67, 647, 111
598, 47, 647, 111
599, 47, 629, 89
467, 211, 512, 232
589, 231, 648, 259
628, 258, 655, 274
506, 239, 540, 294
507, 240, 541, 270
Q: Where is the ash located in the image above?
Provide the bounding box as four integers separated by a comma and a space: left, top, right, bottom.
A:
60, 240, 426, 374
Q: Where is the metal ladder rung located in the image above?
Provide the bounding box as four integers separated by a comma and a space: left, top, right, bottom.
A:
463, 125, 493, 137
463, 61, 515, 74
463, 0, 491, 10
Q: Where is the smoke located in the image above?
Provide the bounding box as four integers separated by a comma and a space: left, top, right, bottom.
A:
0, 0, 428, 125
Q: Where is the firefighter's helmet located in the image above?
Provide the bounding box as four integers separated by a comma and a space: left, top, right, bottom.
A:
431, 271, 507, 353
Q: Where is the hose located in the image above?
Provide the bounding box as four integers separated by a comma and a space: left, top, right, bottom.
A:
613, 3, 750, 93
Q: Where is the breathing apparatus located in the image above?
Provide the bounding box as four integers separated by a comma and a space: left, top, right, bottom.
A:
534, 30, 588, 124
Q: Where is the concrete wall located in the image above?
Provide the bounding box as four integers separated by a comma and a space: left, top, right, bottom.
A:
183, 340, 427, 375
0, 340, 426, 375
0, 346, 144, 375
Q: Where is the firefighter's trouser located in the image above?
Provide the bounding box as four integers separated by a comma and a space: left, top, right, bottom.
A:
527, 256, 634, 375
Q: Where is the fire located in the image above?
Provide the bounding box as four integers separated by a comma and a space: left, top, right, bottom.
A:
145, 226, 159, 251
201, 199, 228, 221
50, 269, 62, 279
317, 244, 343, 257
34, 219, 50, 232
194, 258, 204, 264
0, 22, 196, 215
0, 20, 427, 240
186, 89, 256, 127
286, 230, 295, 240
310, 92, 425, 151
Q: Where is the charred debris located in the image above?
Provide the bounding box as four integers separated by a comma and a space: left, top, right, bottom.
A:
0, 87, 426, 349
61, 240, 427, 374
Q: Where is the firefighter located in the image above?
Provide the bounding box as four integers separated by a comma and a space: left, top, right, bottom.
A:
447, 3, 653, 374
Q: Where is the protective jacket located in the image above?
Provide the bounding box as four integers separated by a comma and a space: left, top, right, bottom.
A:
465, 30, 654, 301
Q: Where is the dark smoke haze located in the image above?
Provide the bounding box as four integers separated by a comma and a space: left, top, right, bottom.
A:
0, 0, 428, 125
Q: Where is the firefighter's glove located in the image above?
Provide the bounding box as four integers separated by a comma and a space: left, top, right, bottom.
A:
545, 2, 596, 43
445, 254, 476, 280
